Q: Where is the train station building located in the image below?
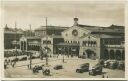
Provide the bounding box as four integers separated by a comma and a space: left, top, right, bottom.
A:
4, 18, 125, 60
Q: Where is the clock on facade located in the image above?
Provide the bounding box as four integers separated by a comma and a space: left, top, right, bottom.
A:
72, 29, 78, 36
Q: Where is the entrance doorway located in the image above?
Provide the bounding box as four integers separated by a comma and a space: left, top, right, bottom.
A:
85, 49, 96, 59
110, 50, 115, 60
104, 49, 109, 60
115, 50, 121, 60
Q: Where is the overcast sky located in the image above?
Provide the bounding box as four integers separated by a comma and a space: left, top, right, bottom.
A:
1, 1, 125, 30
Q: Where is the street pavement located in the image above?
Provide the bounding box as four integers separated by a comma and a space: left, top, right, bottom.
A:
4, 55, 125, 78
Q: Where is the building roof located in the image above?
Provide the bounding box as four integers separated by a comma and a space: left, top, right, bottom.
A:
94, 34, 123, 39
35, 25, 69, 31
81, 34, 123, 39
4, 25, 24, 34
78, 24, 124, 33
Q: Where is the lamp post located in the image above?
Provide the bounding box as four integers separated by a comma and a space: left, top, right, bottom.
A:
58, 47, 65, 63
14, 22, 18, 58
29, 52, 32, 69
45, 17, 49, 66
44, 47, 48, 65
62, 47, 65, 63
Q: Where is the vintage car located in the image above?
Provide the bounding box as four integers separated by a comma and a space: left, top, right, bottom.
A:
54, 65, 63, 70
117, 61, 125, 70
19, 57, 27, 61
104, 60, 111, 68
89, 64, 102, 76
43, 69, 50, 75
108, 60, 118, 69
81, 55, 86, 59
76, 63, 89, 73
11, 58, 19, 62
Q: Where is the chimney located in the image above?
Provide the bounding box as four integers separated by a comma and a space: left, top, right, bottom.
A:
73, 18, 78, 26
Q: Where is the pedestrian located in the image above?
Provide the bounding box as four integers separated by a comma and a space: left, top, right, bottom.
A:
8, 59, 10, 63
12, 63, 15, 68
102, 74, 105, 78
27, 64, 29, 69
10, 60, 12, 66
107, 75, 109, 78
4, 64, 7, 69
33, 68, 35, 73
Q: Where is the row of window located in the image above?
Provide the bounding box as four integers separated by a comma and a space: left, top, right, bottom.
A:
82, 41, 97, 46
43, 40, 52, 44
65, 41, 80, 44
103, 39, 121, 45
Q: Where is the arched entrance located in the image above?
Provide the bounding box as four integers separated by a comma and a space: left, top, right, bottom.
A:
110, 50, 115, 60
104, 49, 109, 60
85, 49, 96, 59
42, 46, 51, 57
115, 50, 121, 60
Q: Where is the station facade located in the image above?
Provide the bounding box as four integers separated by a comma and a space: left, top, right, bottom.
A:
4, 18, 125, 60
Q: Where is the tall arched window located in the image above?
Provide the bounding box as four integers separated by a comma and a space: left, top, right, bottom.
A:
110, 50, 115, 60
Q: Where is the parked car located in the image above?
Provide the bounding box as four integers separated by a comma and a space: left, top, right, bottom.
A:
43, 69, 50, 75
117, 61, 125, 70
19, 57, 27, 61
81, 55, 86, 59
11, 58, 19, 62
89, 63, 102, 76
108, 60, 118, 69
54, 65, 63, 70
104, 60, 111, 68
76, 63, 89, 73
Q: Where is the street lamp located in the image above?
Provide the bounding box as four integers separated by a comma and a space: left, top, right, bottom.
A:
61, 47, 65, 63
29, 52, 32, 69
58, 47, 65, 63
44, 47, 48, 65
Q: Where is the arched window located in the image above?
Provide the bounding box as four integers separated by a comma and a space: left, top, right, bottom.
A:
115, 50, 121, 60
110, 50, 115, 60
104, 49, 109, 60
91, 41, 93, 46
88, 41, 90, 46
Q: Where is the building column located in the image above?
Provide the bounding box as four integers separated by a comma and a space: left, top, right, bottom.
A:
79, 46, 84, 57
108, 49, 110, 59
20, 41, 21, 50
26, 41, 27, 51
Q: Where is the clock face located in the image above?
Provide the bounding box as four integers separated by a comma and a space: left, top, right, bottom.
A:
72, 29, 78, 36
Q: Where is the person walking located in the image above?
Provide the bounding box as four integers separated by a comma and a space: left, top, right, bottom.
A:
102, 74, 105, 78
27, 64, 29, 69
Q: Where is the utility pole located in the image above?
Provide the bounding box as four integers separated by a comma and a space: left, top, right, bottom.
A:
29, 52, 32, 69
62, 47, 65, 63
29, 24, 32, 69
45, 17, 48, 66
29, 24, 32, 37
15, 21, 17, 58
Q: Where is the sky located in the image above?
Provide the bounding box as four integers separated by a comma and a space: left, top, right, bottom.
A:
1, 1, 125, 30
